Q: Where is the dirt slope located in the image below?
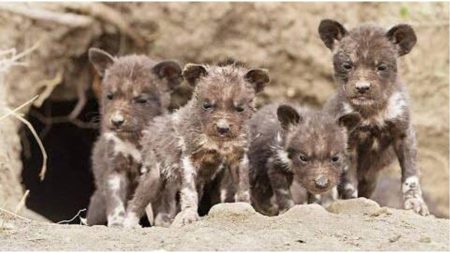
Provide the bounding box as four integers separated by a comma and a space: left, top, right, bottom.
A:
0, 199, 448, 251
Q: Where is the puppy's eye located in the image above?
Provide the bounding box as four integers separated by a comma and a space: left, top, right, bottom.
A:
299, 154, 309, 163
377, 64, 387, 72
331, 155, 340, 163
135, 96, 148, 104
342, 62, 353, 70
235, 105, 245, 113
203, 102, 213, 110
106, 93, 114, 100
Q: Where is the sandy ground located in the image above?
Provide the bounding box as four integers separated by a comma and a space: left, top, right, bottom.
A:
0, 199, 448, 251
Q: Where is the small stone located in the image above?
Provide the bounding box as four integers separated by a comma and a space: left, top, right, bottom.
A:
326, 198, 381, 215
419, 237, 432, 243
207, 203, 257, 220
370, 207, 393, 217
389, 234, 401, 243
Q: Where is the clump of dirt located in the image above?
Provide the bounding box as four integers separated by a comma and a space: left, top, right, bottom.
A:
0, 200, 448, 250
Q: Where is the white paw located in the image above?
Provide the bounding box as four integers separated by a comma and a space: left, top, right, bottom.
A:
342, 183, 358, 199
123, 212, 141, 228
404, 197, 430, 216
154, 213, 173, 228
107, 220, 124, 228
235, 191, 251, 203
171, 208, 199, 228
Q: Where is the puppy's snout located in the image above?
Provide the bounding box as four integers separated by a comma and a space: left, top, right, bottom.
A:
355, 81, 371, 94
314, 175, 329, 189
111, 112, 125, 127
215, 119, 230, 135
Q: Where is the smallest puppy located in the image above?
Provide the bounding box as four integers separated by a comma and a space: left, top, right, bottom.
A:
249, 104, 360, 215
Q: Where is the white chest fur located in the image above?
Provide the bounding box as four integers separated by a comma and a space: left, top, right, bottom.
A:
104, 132, 142, 162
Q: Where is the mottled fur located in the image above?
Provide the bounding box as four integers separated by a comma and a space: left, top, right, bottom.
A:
124, 61, 270, 227
86, 48, 182, 226
319, 19, 429, 215
248, 103, 359, 215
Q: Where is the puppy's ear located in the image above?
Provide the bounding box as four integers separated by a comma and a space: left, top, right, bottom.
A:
386, 24, 417, 56
153, 60, 183, 90
182, 64, 208, 87
277, 105, 302, 131
318, 19, 348, 50
88, 48, 115, 76
338, 112, 361, 132
244, 69, 270, 93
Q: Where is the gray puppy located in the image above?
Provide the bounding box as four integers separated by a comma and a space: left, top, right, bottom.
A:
319, 19, 429, 215
86, 48, 182, 226
123, 61, 270, 227
249, 104, 360, 215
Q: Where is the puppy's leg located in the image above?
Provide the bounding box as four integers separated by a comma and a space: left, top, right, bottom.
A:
124, 165, 161, 228
220, 168, 236, 203
105, 172, 128, 227
339, 149, 359, 199
394, 127, 429, 216
86, 189, 107, 225
267, 164, 294, 214
230, 154, 251, 203
172, 156, 199, 227
358, 172, 379, 198
154, 181, 178, 227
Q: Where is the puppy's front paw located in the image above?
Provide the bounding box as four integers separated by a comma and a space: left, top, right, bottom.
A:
235, 190, 251, 203
404, 197, 430, 216
107, 220, 124, 228
123, 212, 141, 228
171, 208, 199, 228
278, 200, 294, 215
154, 213, 173, 228
341, 183, 358, 199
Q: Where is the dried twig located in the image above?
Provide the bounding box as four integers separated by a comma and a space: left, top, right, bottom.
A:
14, 190, 30, 214
0, 207, 31, 222
57, 208, 87, 224
29, 109, 99, 130
0, 3, 94, 28
0, 41, 40, 72
0, 95, 39, 121
3, 107, 48, 181
68, 69, 90, 120
33, 69, 64, 108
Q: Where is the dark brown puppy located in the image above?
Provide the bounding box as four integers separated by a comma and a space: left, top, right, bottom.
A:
123, 61, 270, 227
319, 19, 429, 215
86, 48, 182, 226
249, 104, 360, 215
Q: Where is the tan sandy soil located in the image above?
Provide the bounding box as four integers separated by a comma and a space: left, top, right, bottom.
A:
0, 200, 448, 251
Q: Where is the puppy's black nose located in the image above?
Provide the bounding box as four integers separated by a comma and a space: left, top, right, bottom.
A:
314, 176, 329, 189
111, 118, 125, 127
356, 86, 370, 94
217, 126, 230, 135
111, 114, 125, 127
216, 119, 230, 136
355, 81, 370, 94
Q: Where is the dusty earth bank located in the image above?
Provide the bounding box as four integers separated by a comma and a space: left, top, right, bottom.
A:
0, 2, 448, 218
0, 199, 448, 251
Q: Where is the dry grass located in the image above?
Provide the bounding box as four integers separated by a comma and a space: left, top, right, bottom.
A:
0, 46, 48, 181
